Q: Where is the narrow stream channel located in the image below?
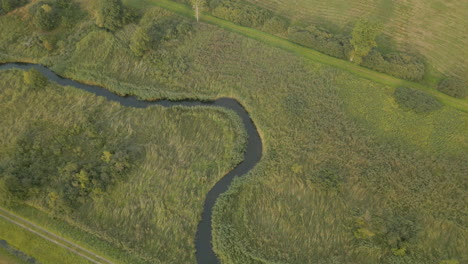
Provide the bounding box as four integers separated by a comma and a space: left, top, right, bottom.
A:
0, 63, 263, 264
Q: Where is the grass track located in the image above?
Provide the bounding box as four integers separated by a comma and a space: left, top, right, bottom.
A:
125, 0, 468, 113
0, 208, 111, 264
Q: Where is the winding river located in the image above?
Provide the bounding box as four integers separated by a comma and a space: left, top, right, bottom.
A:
0, 63, 263, 264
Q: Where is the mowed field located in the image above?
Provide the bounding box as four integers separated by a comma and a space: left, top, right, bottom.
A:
247, 0, 468, 81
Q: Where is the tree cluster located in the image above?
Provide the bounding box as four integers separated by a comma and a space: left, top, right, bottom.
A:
1, 120, 139, 213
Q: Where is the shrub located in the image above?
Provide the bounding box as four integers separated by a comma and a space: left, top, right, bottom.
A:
96, 0, 123, 31
130, 26, 150, 56
0, 0, 26, 14
437, 78, 467, 99
362, 50, 426, 81
354, 228, 375, 239
262, 16, 289, 35
211, 0, 272, 28
23, 69, 48, 89
288, 26, 352, 59
31, 3, 60, 31
393, 87, 442, 113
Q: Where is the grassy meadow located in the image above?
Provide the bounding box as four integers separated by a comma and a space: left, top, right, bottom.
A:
246, 0, 468, 83
0, 1, 467, 264
0, 69, 245, 263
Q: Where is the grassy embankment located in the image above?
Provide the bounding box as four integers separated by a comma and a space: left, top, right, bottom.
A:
0, 1, 467, 263
247, 0, 468, 83
0, 216, 89, 264
0, 69, 245, 264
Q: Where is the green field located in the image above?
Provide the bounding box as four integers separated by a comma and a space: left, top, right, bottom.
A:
246, 0, 468, 83
0, 1, 467, 264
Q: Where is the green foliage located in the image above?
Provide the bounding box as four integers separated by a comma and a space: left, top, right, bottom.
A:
354, 228, 375, 239
2, 120, 137, 211
314, 160, 346, 189
0, 0, 26, 14
130, 26, 150, 56
350, 19, 381, 64
30, 2, 61, 31
211, 0, 272, 28
362, 50, 425, 81
288, 25, 352, 59
0, 69, 245, 263
22, 69, 48, 89
262, 16, 289, 35
130, 7, 193, 57
437, 78, 467, 99
391, 247, 407, 256
393, 87, 442, 113
96, 0, 123, 31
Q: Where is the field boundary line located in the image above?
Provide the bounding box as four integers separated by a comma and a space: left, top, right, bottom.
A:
0, 207, 114, 264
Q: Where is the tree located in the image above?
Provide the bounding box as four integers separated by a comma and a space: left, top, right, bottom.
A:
350, 19, 381, 64
23, 69, 48, 89
190, 0, 206, 22
96, 0, 123, 31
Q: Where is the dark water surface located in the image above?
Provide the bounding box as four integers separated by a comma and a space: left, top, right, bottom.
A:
0, 63, 263, 264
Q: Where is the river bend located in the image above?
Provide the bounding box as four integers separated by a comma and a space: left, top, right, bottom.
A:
0, 63, 263, 264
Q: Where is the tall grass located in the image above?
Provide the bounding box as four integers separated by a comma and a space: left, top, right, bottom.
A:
0, 2, 467, 264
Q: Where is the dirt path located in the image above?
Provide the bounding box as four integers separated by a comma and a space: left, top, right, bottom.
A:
0, 208, 114, 264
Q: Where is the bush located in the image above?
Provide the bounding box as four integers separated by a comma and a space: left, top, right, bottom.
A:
393, 87, 442, 113
130, 26, 150, 56
2, 121, 137, 211
31, 3, 61, 31
437, 78, 467, 99
96, 0, 123, 31
262, 16, 289, 35
0, 0, 27, 14
288, 26, 352, 59
23, 69, 48, 89
362, 50, 426, 81
211, 0, 272, 28
131, 8, 193, 55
